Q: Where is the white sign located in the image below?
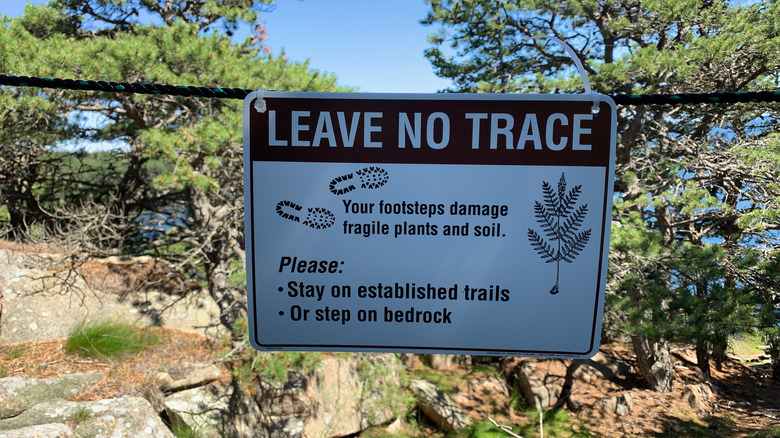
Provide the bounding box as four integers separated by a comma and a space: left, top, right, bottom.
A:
243, 92, 616, 358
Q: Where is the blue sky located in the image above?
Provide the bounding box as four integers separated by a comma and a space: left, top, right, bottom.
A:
0, 0, 452, 93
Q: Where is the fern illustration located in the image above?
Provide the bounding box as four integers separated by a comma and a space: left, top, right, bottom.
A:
527, 172, 591, 295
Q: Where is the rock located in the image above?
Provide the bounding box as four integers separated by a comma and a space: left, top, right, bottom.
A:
420, 354, 472, 370
397, 353, 416, 367
257, 370, 310, 418
684, 383, 715, 412
384, 417, 406, 435
0, 248, 223, 344
503, 351, 632, 411
408, 379, 471, 432
0, 396, 174, 437
154, 364, 222, 392
256, 353, 404, 438
152, 372, 176, 391
509, 360, 565, 410
451, 374, 510, 419
0, 423, 75, 438
0, 373, 103, 419
573, 352, 632, 382
599, 393, 634, 415
164, 380, 262, 438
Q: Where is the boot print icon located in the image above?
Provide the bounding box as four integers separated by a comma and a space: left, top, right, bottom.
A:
275, 200, 335, 230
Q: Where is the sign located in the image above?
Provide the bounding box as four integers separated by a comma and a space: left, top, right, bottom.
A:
243, 92, 616, 358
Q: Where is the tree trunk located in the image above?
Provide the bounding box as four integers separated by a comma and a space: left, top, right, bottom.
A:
189, 188, 247, 332
695, 282, 711, 380
0, 278, 4, 339
712, 338, 727, 372
770, 336, 780, 383
696, 339, 711, 380
207, 264, 246, 332
632, 336, 673, 392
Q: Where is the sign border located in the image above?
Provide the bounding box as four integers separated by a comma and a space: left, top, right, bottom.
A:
243, 91, 617, 358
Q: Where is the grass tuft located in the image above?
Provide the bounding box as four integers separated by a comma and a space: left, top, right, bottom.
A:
73, 405, 92, 423
168, 419, 204, 438
65, 320, 160, 359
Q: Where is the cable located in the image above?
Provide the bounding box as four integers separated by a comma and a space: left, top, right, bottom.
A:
0, 74, 250, 99
2, 73, 780, 106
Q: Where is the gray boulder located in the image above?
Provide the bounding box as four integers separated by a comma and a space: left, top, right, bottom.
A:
0, 249, 224, 345
510, 360, 565, 410
0, 396, 173, 438
684, 383, 715, 412
408, 379, 471, 432
0, 373, 103, 419
505, 352, 633, 410
599, 393, 634, 415
256, 353, 405, 438
153, 363, 223, 392
419, 354, 472, 370
164, 380, 262, 438
0, 423, 75, 438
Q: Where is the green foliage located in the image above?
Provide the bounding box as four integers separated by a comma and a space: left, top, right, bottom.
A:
423, 0, 780, 383
653, 414, 737, 437
756, 424, 780, 438
461, 420, 508, 438
358, 355, 415, 424
251, 350, 324, 384
227, 259, 246, 288
65, 320, 160, 358
221, 317, 323, 386
9, 345, 28, 360
167, 419, 204, 438
411, 367, 464, 395
0, 0, 349, 329
73, 406, 92, 424
461, 410, 595, 438
520, 409, 595, 438
729, 332, 767, 362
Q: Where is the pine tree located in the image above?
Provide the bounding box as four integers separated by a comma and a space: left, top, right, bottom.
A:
0, 0, 345, 329
423, 0, 780, 387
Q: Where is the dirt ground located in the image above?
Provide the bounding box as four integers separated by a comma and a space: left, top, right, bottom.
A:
448, 343, 780, 437
1, 240, 778, 436
0, 328, 229, 402
3, 334, 778, 437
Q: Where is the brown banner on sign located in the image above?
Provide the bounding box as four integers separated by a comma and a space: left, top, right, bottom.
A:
249, 97, 612, 166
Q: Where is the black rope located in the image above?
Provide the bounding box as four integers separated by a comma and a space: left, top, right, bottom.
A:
0, 74, 251, 99
2, 73, 780, 106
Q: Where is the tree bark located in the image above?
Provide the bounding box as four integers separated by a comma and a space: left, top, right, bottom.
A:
207, 264, 246, 332
632, 336, 673, 393
696, 339, 711, 381
770, 336, 780, 383
0, 277, 4, 339
712, 338, 727, 372
189, 188, 246, 332
695, 282, 711, 380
